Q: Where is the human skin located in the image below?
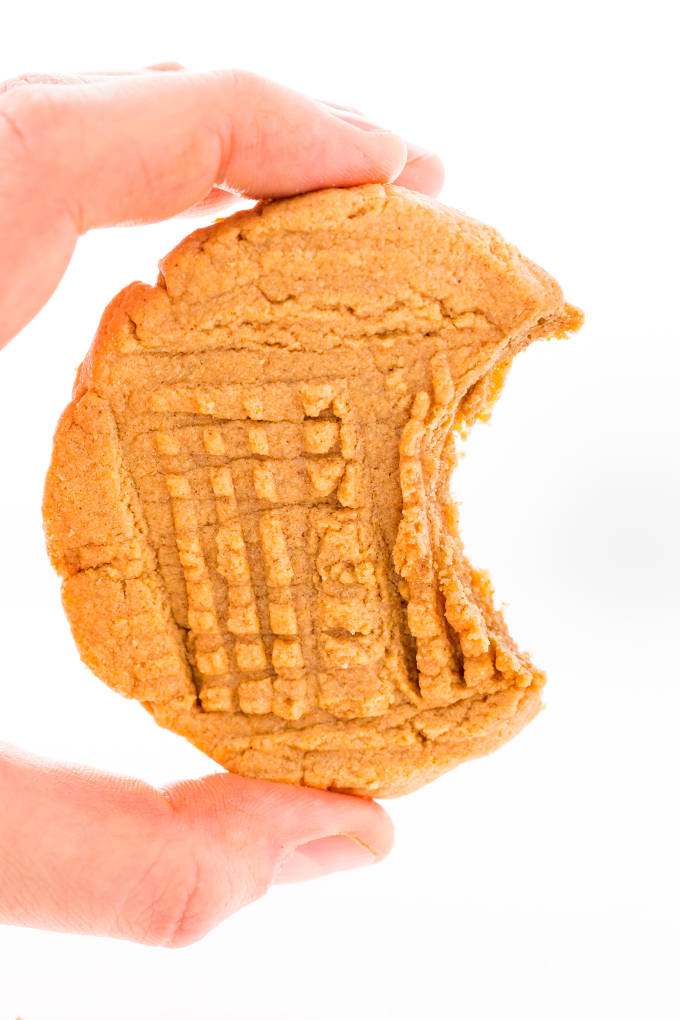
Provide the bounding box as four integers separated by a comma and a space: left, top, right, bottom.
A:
0, 66, 445, 947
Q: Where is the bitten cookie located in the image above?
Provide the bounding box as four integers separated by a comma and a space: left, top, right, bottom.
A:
43, 183, 582, 797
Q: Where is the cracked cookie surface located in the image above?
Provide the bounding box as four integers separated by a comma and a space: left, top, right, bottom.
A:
43, 183, 582, 796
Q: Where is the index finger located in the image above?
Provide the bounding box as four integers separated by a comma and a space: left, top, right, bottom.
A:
0, 68, 409, 231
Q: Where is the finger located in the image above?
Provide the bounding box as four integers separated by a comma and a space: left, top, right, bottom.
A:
2, 69, 408, 226
0, 69, 408, 346
0, 744, 393, 947
0, 84, 439, 222
178, 96, 436, 219
324, 108, 446, 197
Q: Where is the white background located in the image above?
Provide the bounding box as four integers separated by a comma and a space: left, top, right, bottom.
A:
1, 0, 678, 1017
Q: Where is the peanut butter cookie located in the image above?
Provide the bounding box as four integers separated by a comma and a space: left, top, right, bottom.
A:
43, 183, 582, 796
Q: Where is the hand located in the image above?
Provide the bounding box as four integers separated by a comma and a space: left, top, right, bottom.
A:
0, 66, 445, 946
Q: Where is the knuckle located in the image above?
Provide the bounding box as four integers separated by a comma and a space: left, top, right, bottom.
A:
227, 67, 263, 93
0, 72, 61, 94
0, 83, 62, 161
119, 845, 214, 948
114, 790, 278, 947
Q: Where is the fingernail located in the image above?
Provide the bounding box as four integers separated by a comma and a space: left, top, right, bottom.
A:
273, 835, 378, 884
316, 99, 365, 117
404, 142, 430, 161
329, 109, 394, 135
145, 61, 185, 72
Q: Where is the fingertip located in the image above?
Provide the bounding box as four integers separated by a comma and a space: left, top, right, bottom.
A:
351, 129, 409, 185
262, 786, 394, 884
263, 778, 395, 864
382, 133, 410, 183
364, 798, 395, 860
395, 149, 446, 196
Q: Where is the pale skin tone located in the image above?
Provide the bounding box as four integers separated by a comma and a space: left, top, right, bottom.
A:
0, 66, 445, 947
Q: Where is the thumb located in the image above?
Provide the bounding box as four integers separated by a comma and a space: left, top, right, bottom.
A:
0, 744, 393, 947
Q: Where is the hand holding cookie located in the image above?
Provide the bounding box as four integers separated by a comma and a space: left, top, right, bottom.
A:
0, 67, 444, 945
0, 65, 443, 349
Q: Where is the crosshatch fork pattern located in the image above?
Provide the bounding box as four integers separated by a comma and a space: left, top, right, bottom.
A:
143, 379, 399, 721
